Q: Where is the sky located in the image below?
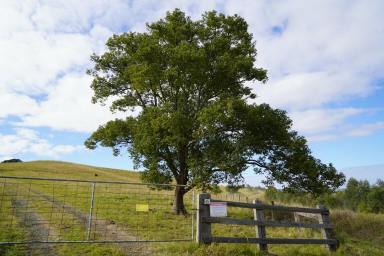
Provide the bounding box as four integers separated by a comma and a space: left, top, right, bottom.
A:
0, 0, 383, 185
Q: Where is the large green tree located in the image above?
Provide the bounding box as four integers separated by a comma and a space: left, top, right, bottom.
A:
344, 178, 371, 211
85, 9, 345, 214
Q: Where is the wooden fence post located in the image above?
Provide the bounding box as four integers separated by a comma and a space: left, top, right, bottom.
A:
253, 199, 268, 252
197, 193, 211, 244
318, 205, 337, 252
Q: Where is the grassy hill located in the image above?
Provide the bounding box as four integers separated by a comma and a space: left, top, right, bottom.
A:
0, 161, 383, 256
0, 160, 141, 182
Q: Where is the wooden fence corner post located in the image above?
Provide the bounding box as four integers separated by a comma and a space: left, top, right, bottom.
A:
196, 193, 211, 244
318, 205, 337, 252
253, 199, 268, 252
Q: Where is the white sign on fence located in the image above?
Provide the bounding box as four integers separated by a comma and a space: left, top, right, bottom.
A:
210, 202, 227, 217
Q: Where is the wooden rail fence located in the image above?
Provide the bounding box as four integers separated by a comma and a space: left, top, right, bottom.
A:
196, 193, 338, 252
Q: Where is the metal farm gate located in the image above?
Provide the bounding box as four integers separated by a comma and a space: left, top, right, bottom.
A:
0, 176, 194, 253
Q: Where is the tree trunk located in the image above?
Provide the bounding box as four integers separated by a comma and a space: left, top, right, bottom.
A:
173, 186, 187, 215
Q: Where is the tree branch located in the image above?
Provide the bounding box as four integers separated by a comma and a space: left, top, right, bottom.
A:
246, 159, 269, 169
161, 147, 179, 178
135, 90, 147, 109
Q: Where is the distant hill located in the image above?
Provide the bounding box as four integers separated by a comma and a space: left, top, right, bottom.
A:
0, 160, 141, 182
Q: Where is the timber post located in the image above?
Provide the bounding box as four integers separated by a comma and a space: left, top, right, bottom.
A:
253, 199, 268, 252
196, 193, 211, 244
318, 205, 337, 251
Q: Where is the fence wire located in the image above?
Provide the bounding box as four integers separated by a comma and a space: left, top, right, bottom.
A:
0, 176, 194, 246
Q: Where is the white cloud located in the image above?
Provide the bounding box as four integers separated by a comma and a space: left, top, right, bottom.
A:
303, 121, 384, 142
0, 0, 383, 143
28, 142, 79, 157
15, 128, 40, 140
254, 72, 371, 110
306, 134, 338, 142
0, 28, 108, 95
226, 0, 384, 75
0, 92, 39, 118
227, 0, 383, 111
289, 108, 365, 134
0, 128, 80, 157
0, 1, 116, 96
346, 122, 384, 137
288, 108, 384, 142
17, 73, 127, 133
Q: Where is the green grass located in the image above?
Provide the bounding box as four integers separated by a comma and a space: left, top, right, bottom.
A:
1, 161, 384, 255
160, 210, 384, 256
0, 160, 141, 182
0, 161, 191, 255
0, 193, 26, 256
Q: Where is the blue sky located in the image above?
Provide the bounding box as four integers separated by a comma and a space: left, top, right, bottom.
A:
0, 0, 383, 185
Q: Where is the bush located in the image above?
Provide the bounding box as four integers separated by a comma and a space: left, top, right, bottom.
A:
367, 186, 384, 213
263, 179, 384, 214
1, 159, 23, 163
344, 178, 370, 211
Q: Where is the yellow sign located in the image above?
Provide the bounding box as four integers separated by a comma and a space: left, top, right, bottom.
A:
136, 204, 149, 212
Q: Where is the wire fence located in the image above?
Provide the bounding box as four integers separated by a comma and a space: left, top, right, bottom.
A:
0, 176, 194, 247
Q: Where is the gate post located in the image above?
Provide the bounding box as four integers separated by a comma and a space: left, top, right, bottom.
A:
253, 199, 268, 252
86, 182, 96, 240
196, 193, 211, 244
318, 205, 337, 251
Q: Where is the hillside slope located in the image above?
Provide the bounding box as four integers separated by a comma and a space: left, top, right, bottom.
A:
0, 160, 141, 182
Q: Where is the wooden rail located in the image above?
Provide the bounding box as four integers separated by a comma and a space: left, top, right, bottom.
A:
196, 193, 338, 252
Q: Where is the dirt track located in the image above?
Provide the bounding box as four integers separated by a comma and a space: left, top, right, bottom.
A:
11, 198, 58, 256
2, 183, 153, 255
28, 188, 151, 255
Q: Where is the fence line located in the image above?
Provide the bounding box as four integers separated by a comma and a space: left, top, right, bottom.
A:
196, 193, 338, 252
0, 176, 194, 246
0, 175, 185, 187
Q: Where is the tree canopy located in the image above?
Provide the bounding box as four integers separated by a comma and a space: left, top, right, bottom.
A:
85, 9, 345, 214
